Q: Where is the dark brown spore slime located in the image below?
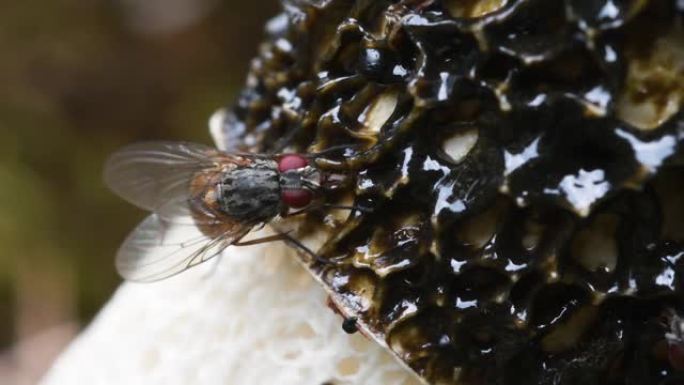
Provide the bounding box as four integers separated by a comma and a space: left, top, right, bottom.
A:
212, 1, 684, 384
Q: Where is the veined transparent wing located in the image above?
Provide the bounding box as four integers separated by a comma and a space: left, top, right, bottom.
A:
103, 141, 217, 214
105, 141, 260, 281
117, 214, 251, 282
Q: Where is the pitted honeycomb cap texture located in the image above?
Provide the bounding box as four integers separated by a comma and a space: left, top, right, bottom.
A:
213, 1, 684, 384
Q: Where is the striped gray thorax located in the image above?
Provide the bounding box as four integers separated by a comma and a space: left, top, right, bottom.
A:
217, 159, 281, 223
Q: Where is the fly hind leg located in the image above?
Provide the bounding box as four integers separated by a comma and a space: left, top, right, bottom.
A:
234, 230, 329, 266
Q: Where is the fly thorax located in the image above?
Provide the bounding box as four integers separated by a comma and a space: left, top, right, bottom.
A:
217, 161, 281, 223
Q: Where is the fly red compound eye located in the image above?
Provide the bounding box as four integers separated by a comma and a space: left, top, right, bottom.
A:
278, 154, 308, 172
281, 189, 313, 208
278, 154, 315, 209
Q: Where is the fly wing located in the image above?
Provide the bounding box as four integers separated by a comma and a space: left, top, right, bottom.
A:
103, 141, 264, 224
116, 214, 251, 282
105, 141, 262, 281
103, 141, 217, 214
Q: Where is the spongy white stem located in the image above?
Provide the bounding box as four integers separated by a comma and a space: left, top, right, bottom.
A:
41, 230, 422, 385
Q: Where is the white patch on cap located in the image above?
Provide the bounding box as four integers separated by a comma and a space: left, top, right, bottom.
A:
442, 129, 479, 164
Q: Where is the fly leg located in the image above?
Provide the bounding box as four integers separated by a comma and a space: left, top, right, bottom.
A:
234, 227, 330, 265
233, 233, 292, 246
320, 204, 372, 213
275, 230, 330, 265
201, 232, 286, 279
270, 128, 301, 154
282, 203, 372, 218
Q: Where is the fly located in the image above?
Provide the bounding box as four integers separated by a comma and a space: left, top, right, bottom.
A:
103, 141, 350, 282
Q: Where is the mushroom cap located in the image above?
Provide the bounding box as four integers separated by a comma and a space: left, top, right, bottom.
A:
211, 1, 684, 384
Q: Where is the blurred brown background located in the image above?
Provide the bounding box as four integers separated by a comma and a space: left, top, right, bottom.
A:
0, 1, 278, 383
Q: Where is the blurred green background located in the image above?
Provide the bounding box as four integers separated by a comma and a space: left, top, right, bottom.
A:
0, 0, 278, 383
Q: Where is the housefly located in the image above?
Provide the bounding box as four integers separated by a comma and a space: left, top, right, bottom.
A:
104, 141, 346, 282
